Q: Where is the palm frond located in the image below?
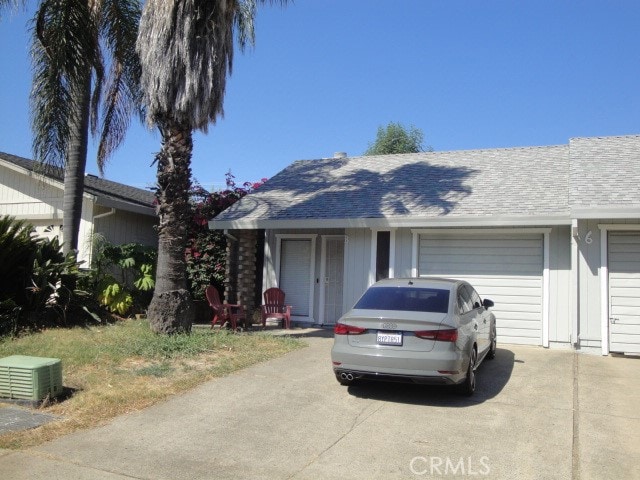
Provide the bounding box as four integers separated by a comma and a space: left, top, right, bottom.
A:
137, 0, 236, 131
30, 0, 102, 168
95, 0, 143, 174
137, 0, 288, 132
0, 0, 26, 16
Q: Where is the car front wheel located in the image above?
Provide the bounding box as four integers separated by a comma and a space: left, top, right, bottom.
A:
458, 347, 477, 396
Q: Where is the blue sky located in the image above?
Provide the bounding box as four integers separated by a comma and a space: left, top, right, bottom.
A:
1, 1, 639, 191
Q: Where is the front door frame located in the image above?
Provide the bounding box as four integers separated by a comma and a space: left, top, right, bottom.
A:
275, 234, 317, 323
319, 235, 346, 326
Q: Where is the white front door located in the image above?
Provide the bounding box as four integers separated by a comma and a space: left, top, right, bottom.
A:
321, 237, 344, 325
608, 232, 640, 354
278, 238, 315, 321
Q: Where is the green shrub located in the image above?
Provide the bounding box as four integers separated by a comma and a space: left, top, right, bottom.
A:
86, 237, 157, 316
0, 215, 91, 335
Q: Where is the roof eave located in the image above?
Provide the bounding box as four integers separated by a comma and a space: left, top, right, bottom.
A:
1, 157, 99, 202
94, 195, 156, 217
209, 214, 572, 230
571, 206, 640, 219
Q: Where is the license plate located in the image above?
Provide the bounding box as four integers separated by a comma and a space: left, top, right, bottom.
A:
377, 331, 402, 346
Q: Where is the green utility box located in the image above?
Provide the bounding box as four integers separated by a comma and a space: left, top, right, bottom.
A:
0, 355, 63, 401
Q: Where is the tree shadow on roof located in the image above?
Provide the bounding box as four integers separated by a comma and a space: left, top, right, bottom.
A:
243, 157, 479, 220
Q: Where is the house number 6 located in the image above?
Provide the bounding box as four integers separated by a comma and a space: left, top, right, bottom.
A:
585, 231, 593, 245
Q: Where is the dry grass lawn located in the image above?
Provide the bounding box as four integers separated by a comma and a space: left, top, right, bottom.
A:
0, 319, 304, 449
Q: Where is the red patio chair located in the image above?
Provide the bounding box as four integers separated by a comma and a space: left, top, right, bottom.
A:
205, 286, 245, 331
261, 287, 292, 329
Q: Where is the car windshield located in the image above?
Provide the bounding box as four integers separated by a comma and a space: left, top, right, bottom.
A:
354, 287, 450, 313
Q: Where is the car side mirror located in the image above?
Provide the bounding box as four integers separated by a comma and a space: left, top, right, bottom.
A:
483, 299, 494, 309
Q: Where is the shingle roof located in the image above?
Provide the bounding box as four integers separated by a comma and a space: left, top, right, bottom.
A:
214, 144, 570, 226
0, 151, 155, 210
569, 135, 640, 210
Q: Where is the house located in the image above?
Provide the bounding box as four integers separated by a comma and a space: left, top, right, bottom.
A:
0, 152, 157, 266
210, 134, 640, 356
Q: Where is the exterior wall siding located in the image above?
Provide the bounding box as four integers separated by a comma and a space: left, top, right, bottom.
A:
549, 226, 572, 344
576, 219, 605, 349
394, 228, 414, 278
0, 167, 63, 218
1, 165, 156, 267
344, 228, 371, 310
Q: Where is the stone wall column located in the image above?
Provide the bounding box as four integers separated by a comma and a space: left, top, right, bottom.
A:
224, 234, 239, 304
224, 230, 257, 328
236, 230, 258, 321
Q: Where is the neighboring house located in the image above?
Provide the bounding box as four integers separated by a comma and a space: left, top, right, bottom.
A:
211, 134, 640, 356
0, 152, 157, 266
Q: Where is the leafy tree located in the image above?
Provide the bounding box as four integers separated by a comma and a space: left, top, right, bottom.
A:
87, 237, 157, 316
0, 0, 142, 255
136, 0, 287, 334
186, 172, 265, 301
364, 122, 432, 156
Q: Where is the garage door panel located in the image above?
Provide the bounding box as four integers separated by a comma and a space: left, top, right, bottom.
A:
609, 340, 640, 354
420, 246, 541, 257
453, 276, 542, 287
499, 335, 541, 346
423, 263, 541, 276
609, 276, 640, 287
422, 237, 542, 247
419, 233, 543, 346
609, 296, 640, 307
610, 323, 640, 335
609, 232, 640, 353
421, 256, 541, 267
478, 285, 541, 297
611, 304, 640, 316
494, 303, 543, 314
498, 318, 543, 329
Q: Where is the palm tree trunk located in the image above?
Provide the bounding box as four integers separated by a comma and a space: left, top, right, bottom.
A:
147, 119, 195, 334
63, 75, 91, 256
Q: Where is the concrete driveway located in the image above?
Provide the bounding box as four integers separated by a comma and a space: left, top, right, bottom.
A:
0, 330, 638, 479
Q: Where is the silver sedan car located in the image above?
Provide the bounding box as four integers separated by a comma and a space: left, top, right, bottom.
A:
331, 277, 496, 396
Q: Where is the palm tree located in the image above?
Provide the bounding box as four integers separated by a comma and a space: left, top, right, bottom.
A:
136, 0, 285, 334
0, 0, 142, 255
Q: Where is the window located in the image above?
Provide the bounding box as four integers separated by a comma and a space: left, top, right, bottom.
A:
467, 286, 483, 310
354, 287, 450, 314
457, 286, 473, 314
376, 231, 391, 281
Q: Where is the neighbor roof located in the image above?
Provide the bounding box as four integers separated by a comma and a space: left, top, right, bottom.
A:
212, 144, 571, 229
569, 135, 640, 218
0, 152, 156, 216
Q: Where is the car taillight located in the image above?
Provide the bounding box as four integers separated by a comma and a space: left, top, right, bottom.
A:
415, 328, 458, 342
334, 323, 366, 335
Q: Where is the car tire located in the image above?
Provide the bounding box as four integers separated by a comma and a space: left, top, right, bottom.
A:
487, 326, 497, 360
458, 347, 477, 396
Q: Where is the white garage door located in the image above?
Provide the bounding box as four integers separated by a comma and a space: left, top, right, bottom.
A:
608, 232, 640, 354
418, 233, 543, 345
